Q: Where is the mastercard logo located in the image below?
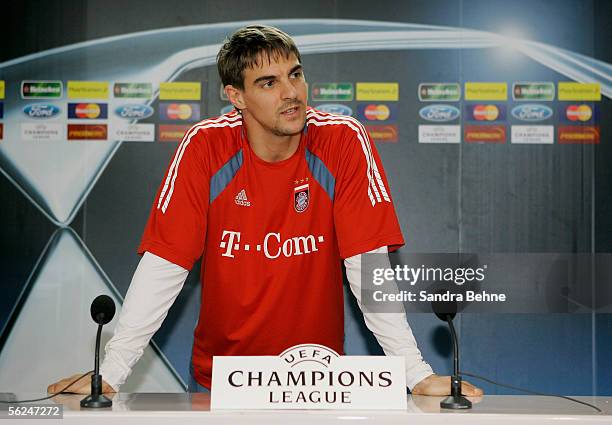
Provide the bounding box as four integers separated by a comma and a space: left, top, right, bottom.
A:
566, 104, 592, 122
166, 103, 193, 120
473, 105, 499, 121
364, 104, 391, 121
75, 103, 101, 119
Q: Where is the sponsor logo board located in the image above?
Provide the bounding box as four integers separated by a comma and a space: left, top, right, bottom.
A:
160, 102, 200, 121
67, 124, 108, 140
464, 82, 507, 101
356, 83, 399, 101
558, 82, 601, 101
365, 125, 398, 142
464, 125, 506, 143
114, 104, 154, 120
21, 81, 63, 99
0, 103, 4, 119
0, 124, 3, 140
311, 83, 353, 101
418, 125, 461, 144
0, 81, 4, 99
560, 104, 597, 123
23, 104, 61, 119
112, 123, 155, 142
465, 104, 506, 122
418, 83, 461, 102
68, 103, 108, 119
158, 124, 191, 142
113, 83, 152, 98
512, 82, 555, 101
159, 82, 201, 100
558, 126, 600, 144
511, 104, 553, 122
358, 104, 396, 122
21, 123, 63, 141
418, 104, 460, 122
316, 104, 353, 116
67, 81, 109, 99
511, 126, 554, 144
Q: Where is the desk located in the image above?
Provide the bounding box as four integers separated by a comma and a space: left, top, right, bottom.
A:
2, 394, 611, 424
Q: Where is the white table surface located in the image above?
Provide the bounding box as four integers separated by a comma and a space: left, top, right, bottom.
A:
2, 393, 611, 424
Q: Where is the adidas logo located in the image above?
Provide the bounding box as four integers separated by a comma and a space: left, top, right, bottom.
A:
235, 189, 251, 207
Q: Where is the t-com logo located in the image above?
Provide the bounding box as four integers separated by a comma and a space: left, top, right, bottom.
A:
219, 230, 325, 259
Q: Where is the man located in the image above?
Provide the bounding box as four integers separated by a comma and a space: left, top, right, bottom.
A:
49, 25, 481, 397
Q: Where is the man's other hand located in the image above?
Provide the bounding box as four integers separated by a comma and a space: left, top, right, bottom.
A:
47, 373, 116, 395
411, 374, 483, 396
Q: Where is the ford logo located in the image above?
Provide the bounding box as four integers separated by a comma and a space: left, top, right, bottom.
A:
23, 104, 61, 119
419, 105, 460, 122
511, 104, 552, 122
317, 104, 353, 116
115, 104, 154, 120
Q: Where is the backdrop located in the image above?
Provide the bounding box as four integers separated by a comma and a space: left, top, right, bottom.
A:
0, 0, 610, 395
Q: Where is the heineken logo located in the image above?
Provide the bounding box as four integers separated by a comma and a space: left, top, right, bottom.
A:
114, 83, 153, 98
311, 83, 353, 101
21, 81, 63, 99
512, 82, 555, 101
418, 83, 461, 101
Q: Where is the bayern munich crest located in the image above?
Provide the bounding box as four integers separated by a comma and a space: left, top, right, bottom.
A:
294, 183, 309, 213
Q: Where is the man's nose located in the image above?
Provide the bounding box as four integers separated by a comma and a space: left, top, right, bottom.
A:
280, 78, 298, 100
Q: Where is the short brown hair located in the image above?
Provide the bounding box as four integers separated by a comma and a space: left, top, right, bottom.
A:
217, 25, 302, 90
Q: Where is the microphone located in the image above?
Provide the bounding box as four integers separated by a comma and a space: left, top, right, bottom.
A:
91, 294, 115, 325
431, 296, 472, 409
81, 295, 115, 408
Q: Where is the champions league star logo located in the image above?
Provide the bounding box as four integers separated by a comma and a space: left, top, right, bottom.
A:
294, 184, 309, 213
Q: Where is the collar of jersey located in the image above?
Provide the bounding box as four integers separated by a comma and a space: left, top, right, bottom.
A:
241, 123, 307, 168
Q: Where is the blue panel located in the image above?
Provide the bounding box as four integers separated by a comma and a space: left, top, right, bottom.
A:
596, 314, 612, 395
209, 150, 243, 204
305, 149, 335, 201
461, 314, 594, 395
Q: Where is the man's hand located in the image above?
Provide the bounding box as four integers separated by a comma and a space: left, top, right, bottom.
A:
47, 373, 116, 395
411, 374, 483, 396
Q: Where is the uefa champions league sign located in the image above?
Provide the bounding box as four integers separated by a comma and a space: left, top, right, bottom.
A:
211, 344, 407, 410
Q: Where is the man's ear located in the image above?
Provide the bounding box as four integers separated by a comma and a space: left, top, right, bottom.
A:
225, 85, 246, 110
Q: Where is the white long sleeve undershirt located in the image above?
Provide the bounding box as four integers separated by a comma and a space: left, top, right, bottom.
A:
100, 249, 433, 391
344, 246, 434, 390
99, 252, 189, 391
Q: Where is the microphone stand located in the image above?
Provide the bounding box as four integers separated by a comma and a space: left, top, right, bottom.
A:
81, 322, 112, 408
440, 315, 472, 409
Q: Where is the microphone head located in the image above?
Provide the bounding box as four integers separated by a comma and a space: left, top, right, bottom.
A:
431, 294, 457, 322
90, 295, 116, 325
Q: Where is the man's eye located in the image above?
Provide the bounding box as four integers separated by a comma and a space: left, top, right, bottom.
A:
263, 81, 274, 88
291, 71, 303, 78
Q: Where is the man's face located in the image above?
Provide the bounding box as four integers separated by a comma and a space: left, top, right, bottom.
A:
231, 52, 307, 138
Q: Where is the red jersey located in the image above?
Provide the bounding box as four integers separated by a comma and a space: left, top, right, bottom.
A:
139, 107, 404, 389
